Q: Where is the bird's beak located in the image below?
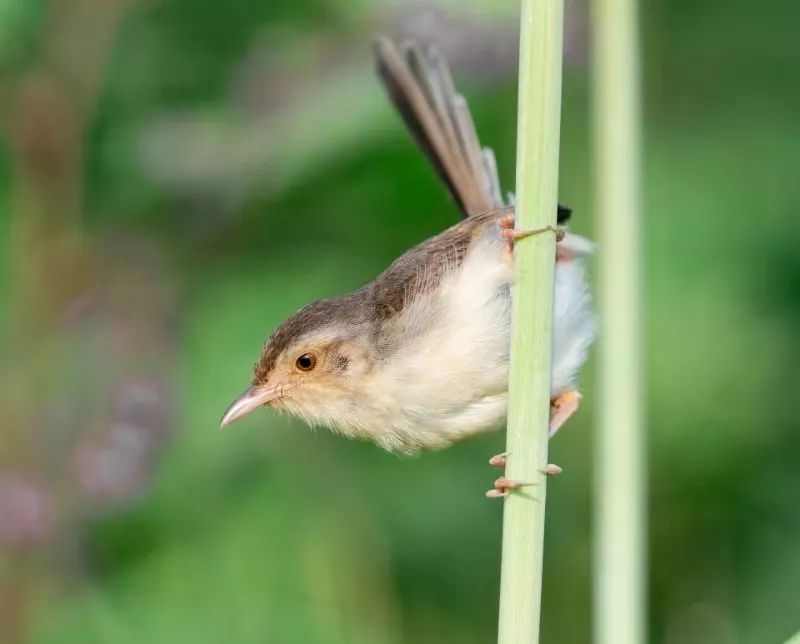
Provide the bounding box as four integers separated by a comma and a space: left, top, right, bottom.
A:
219, 384, 288, 428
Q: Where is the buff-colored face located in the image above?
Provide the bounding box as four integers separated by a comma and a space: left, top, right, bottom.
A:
220, 325, 369, 430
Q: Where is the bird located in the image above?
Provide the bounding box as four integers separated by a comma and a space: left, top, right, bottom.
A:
220, 37, 596, 497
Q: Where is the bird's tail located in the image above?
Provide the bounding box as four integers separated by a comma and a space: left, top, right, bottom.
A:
373, 36, 572, 225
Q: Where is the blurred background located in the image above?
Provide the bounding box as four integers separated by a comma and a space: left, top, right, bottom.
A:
0, 0, 798, 642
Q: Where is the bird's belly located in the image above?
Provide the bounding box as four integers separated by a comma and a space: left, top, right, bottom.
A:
375, 387, 509, 453
422, 391, 509, 440
371, 257, 513, 451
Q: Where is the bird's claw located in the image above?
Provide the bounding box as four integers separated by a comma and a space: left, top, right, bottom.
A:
489, 452, 563, 475
498, 215, 564, 255
487, 453, 562, 498
488, 452, 507, 468
549, 389, 582, 438
486, 476, 535, 498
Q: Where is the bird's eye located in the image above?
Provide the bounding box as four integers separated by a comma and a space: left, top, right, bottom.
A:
295, 353, 317, 371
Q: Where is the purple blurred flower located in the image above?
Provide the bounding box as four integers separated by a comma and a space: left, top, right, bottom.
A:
0, 471, 55, 551
73, 379, 170, 511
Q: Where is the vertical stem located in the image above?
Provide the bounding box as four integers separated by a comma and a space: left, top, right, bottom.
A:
496, 1, 564, 643
591, 0, 646, 642
784, 630, 800, 644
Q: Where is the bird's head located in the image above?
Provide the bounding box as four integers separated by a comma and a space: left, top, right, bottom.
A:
220, 298, 373, 430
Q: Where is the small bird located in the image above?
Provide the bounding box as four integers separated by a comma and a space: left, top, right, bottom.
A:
220, 38, 596, 497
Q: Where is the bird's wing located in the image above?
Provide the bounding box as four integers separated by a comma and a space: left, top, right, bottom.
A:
373, 37, 573, 225
369, 211, 499, 320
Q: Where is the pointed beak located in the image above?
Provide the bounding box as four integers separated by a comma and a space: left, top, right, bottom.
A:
219, 384, 287, 428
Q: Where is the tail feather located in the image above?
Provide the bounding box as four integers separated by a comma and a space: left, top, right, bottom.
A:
374, 37, 573, 225
373, 37, 504, 217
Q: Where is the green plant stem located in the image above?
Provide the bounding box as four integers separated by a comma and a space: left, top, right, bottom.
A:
785, 629, 800, 644
496, 1, 564, 643
591, 0, 645, 642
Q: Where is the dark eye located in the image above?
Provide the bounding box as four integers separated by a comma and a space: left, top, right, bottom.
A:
295, 353, 317, 371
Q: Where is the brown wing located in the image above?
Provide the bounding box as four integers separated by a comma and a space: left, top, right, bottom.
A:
369, 210, 502, 320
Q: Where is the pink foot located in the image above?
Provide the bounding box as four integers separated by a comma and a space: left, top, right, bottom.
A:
489, 452, 562, 476
486, 476, 535, 499
486, 454, 562, 498
498, 214, 564, 253
549, 389, 581, 438
488, 452, 508, 467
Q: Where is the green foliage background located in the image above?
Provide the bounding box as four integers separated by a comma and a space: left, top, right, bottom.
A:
1, 0, 799, 642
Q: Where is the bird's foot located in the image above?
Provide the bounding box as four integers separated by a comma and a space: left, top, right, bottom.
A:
489, 452, 562, 474
549, 389, 582, 438
486, 453, 562, 498
543, 463, 564, 476
484, 390, 579, 498
498, 214, 565, 255
488, 451, 507, 467
486, 476, 535, 498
